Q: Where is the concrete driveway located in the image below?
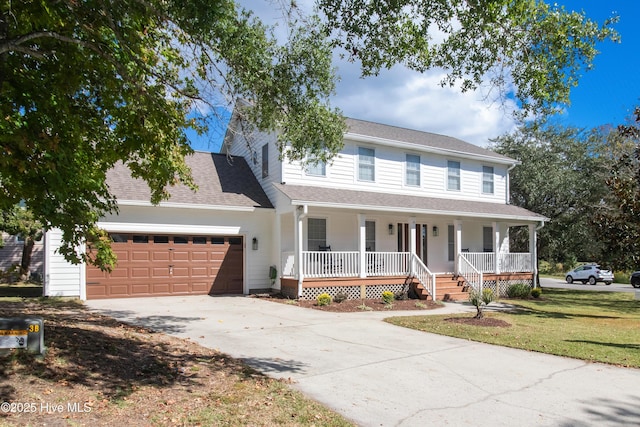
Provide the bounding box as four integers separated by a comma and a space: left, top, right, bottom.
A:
86, 296, 640, 426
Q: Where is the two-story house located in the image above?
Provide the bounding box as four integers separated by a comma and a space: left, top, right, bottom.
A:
42, 114, 546, 301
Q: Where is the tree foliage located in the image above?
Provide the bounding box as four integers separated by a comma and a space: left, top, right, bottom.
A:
318, 0, 618, 116
491, 124, 609, 264
1, 0, 343, 269
1, 0, 618, 269
592, 108, 640, 270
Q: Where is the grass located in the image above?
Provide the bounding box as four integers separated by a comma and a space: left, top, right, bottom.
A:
385, 288, 640, 368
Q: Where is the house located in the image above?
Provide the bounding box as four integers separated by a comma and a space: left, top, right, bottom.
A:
0, 232, 44, 281
43, 115, 546, 301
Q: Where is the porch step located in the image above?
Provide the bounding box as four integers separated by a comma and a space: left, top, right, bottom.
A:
435, 274, 470, 302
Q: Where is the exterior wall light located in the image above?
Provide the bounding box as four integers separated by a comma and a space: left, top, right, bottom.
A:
432, 226, 439, 237
252, 237, 258, 250
388, 224, 394, 235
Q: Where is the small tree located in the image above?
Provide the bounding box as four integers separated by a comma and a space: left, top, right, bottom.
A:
468, 288, 495, 319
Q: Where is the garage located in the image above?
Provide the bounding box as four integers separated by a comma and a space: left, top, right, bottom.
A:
86, 233, 244, 299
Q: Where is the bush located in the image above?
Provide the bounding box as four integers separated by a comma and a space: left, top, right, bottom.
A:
468, 288, 495, 319
614, 271, 630, 284
506, 283, 532, 299
316, 293, 332, 306
381, 291, 395, 305
333, 292, 347, 303
531, 287, 542, 298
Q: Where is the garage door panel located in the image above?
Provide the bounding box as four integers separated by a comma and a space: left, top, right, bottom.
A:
87, 235, 243, 299
131, 251, 150, 261
131, 268, 152, 278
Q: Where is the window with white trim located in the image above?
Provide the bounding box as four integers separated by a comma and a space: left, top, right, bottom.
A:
365, 221, 375, 251
447, 160, 460, 191
448, 225, 455, 261
306, 159, 326, 176
482, 166, 494, 194
405, 154, 420, 186
307, 218, 327, 250
358, 147, 375, 181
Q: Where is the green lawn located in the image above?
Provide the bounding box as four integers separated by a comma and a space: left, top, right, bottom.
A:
385, 288, 640, 368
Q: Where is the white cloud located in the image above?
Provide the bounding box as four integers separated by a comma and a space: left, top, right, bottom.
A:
333, 63, 520, 146
235, 0, 521, 147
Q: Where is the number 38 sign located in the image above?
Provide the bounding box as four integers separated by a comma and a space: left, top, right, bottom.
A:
0, 318, 44, 354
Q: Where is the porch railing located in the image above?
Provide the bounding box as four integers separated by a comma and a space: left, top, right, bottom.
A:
411, 254, 436, 299
461, 252, 532, 273
458, 254, 483, 292
366, 252, 410, 276
301, 251, 359, 278
499, 253, 532, 273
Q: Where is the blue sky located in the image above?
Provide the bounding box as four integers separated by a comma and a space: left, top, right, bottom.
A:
188, 1, 640, 152
554, 1, 640, 130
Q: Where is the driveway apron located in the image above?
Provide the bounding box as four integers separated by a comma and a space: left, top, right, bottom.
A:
86, 295, 640, 427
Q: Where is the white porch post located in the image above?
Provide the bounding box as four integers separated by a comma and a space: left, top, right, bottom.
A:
409, 217, 416, 275
493, 221, 501, 274
358, 214, 367, 278
454, 219, 462, 274
294, 205, 307, 297
529, 223, 538, 285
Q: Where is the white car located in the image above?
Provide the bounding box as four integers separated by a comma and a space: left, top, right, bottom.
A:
565, 264, 614, 285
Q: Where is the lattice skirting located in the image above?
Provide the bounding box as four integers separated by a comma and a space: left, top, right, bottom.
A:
301, 283, 406, 300
482, 278, 534, 297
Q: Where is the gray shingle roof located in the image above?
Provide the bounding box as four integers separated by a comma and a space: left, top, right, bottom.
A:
107, 152, 273, 209
273, 183, 546, 222
345, 118, 514, 162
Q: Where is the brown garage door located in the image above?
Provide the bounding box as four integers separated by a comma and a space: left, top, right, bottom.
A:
86, 234, 244, 299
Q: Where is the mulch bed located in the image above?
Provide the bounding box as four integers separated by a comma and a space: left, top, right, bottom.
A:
252, 294, 443, 312
444, 316, 511, 327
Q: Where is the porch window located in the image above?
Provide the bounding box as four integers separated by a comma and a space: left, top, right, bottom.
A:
447, 160, 460, 191
447, 225, 454, 261
365, 221, 376, 251
358, 147, 375, 181
307, 218, 327, 250
405, 154, 420, 186
482, 166, 494, 194
483, 226, 493, 252
262, 143, 269, 178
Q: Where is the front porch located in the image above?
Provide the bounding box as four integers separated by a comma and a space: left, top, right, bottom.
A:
280, 250, 535, 301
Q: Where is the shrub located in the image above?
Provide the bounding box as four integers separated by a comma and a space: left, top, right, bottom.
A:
381, 291, 395, 305
614, 271, 630, 284
316, 293, 332, 306
531, 287, 542, 298
333, 292, 348, 303
468, 288, 495, 319
506, 283, 531, 299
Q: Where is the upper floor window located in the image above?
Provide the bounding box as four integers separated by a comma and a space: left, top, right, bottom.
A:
306, 159, 326, 177
261, 144, 269, 178
447, 160, 460, 191
405, 154, 420, 186
482, 166, 494, 194
358, 147, 375, 181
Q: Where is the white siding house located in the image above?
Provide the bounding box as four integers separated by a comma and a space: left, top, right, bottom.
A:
45, 113, 545, 301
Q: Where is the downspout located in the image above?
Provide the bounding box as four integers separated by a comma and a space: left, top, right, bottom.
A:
506, 163, 517, 204
295, 205, 308, 298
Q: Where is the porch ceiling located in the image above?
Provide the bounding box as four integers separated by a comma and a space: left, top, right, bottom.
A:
273, 183, 547, 223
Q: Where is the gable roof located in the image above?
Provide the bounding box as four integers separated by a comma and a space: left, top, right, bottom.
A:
107, 152, 273, 210
345, 118, 515, 164
273, 183, 546, 223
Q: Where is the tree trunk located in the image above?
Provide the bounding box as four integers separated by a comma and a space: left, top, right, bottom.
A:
474, 307, 484, 319
19, 238, 35, 281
